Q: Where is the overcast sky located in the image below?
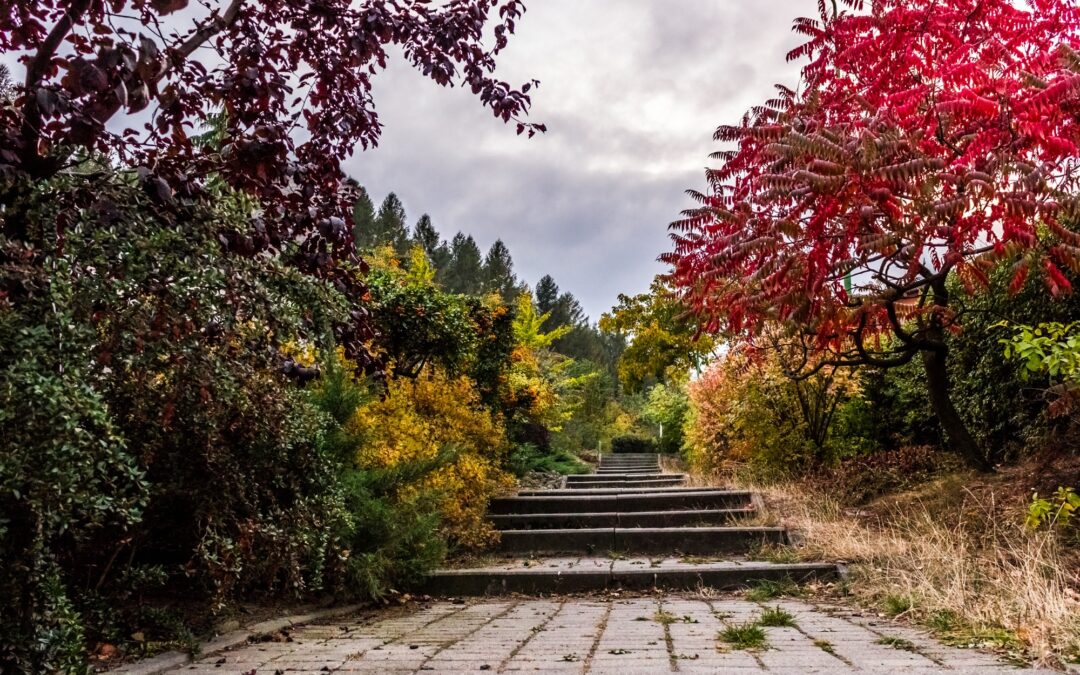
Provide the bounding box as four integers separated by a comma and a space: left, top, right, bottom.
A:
4, 1, 814, 320
348, 0, 813, 320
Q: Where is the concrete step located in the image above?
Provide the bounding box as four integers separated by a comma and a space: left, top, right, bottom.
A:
488, 508, 755, 530
595, 468, 659, 474
565, 473, 678, 483
561, 473, 678, 483
494, 526, 788, 555
424, 559, 839, 596
566, 478, 686, 490
489, 490, 753, 514
515, 486, 731, 496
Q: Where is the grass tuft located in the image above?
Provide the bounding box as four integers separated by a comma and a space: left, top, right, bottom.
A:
748, 542, 801, 564
718, 623, 768, 651
745, 577, 802, 601
714, 474, 1080, 665
876, 636, 917, 652
757, 606, 797, 627
882, 594, 913, 617
814, 639, 836, 654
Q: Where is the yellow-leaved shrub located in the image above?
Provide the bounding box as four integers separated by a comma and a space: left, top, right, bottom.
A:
351, 369, 514, 549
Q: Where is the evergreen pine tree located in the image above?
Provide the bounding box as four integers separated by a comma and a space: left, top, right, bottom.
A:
444, 233, 484, 295
551, 291, 585, 328
413, 214, 439, 256
351, 186, 378, 248
413, 214, 451, 272
372, 192, 410, 255
482, 239, 518, 302
535, 275, 559, 315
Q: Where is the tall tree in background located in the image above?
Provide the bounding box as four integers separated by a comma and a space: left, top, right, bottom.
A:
535, 275, 560, 315
352, 186, 378, 248
363, 193, 409, 254
550, 292, 585, 330
533, 274, 584, 329
413, 214, 439, 256
445, 233, 484, 295
482, 239, 519, 302
664, 0, 1080, 471
414, 214, 453, 273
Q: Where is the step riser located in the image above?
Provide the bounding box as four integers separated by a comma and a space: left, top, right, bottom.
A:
489, 509, 754, 530
516, 487, 725, 496
489, 492, 753, 514
424, 564, 838, 596
566, 479, 682, 487
568, 478, 682, 485
596, 464, 659, 468
495, 528, 787, 555
595, 469, 660, 474
566, 473, 677, 482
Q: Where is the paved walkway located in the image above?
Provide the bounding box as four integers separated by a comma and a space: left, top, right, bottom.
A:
170, 594, 1048, 674
161, 455, 1051, 674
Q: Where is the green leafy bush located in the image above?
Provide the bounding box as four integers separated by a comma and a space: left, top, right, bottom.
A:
1026, 487, 1080, 531
611, 435, 658, 454
507, 444, 589, 476
0, 171, 400, 670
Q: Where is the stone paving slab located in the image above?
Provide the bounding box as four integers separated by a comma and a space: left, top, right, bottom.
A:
164, 595, 1051, 674
425, 556, 837, 595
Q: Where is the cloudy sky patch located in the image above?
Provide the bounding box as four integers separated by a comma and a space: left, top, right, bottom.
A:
349, 0, 813, 319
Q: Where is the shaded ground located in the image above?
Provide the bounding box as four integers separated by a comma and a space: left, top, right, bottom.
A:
165, 594, 1051, 674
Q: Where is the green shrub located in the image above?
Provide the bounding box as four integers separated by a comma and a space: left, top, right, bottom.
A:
1026, 487, 1080, 532
611, 435, 658, 454
0, 170, 380, 670
507, 444, 589, 476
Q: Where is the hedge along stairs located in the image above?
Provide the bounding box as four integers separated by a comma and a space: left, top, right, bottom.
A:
426, 454, 839, 595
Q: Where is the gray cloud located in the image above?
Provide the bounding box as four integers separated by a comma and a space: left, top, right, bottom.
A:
352, 1, 816, 319
6, 1, 815, 318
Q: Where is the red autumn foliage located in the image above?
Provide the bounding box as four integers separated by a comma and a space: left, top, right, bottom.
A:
666, 0, 1080, 340
664, 0, 1080, 470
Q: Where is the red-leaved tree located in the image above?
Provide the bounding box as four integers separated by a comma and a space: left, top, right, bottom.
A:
664, 0, 1080, 470
1, 0, 542, 366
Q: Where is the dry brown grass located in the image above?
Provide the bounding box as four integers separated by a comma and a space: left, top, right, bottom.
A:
698, 466, 1080, 666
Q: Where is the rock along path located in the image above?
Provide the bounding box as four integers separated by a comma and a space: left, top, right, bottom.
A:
162, 454, 1051, 673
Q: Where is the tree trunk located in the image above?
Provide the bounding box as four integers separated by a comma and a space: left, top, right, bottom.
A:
920, 347, 993, 472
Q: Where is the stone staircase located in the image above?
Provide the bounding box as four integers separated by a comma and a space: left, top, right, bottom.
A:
425, 453, 839, 595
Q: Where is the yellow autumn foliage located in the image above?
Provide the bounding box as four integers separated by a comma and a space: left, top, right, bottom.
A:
685, 347, 863, 478
351, 369, 514, 549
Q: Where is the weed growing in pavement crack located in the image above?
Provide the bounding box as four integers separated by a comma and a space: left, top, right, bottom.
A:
814, 639, 836, 654
876, 636, 917, 651
758, 606, 797, 627
745, 577, 803, 601
718, 623, 768, 651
